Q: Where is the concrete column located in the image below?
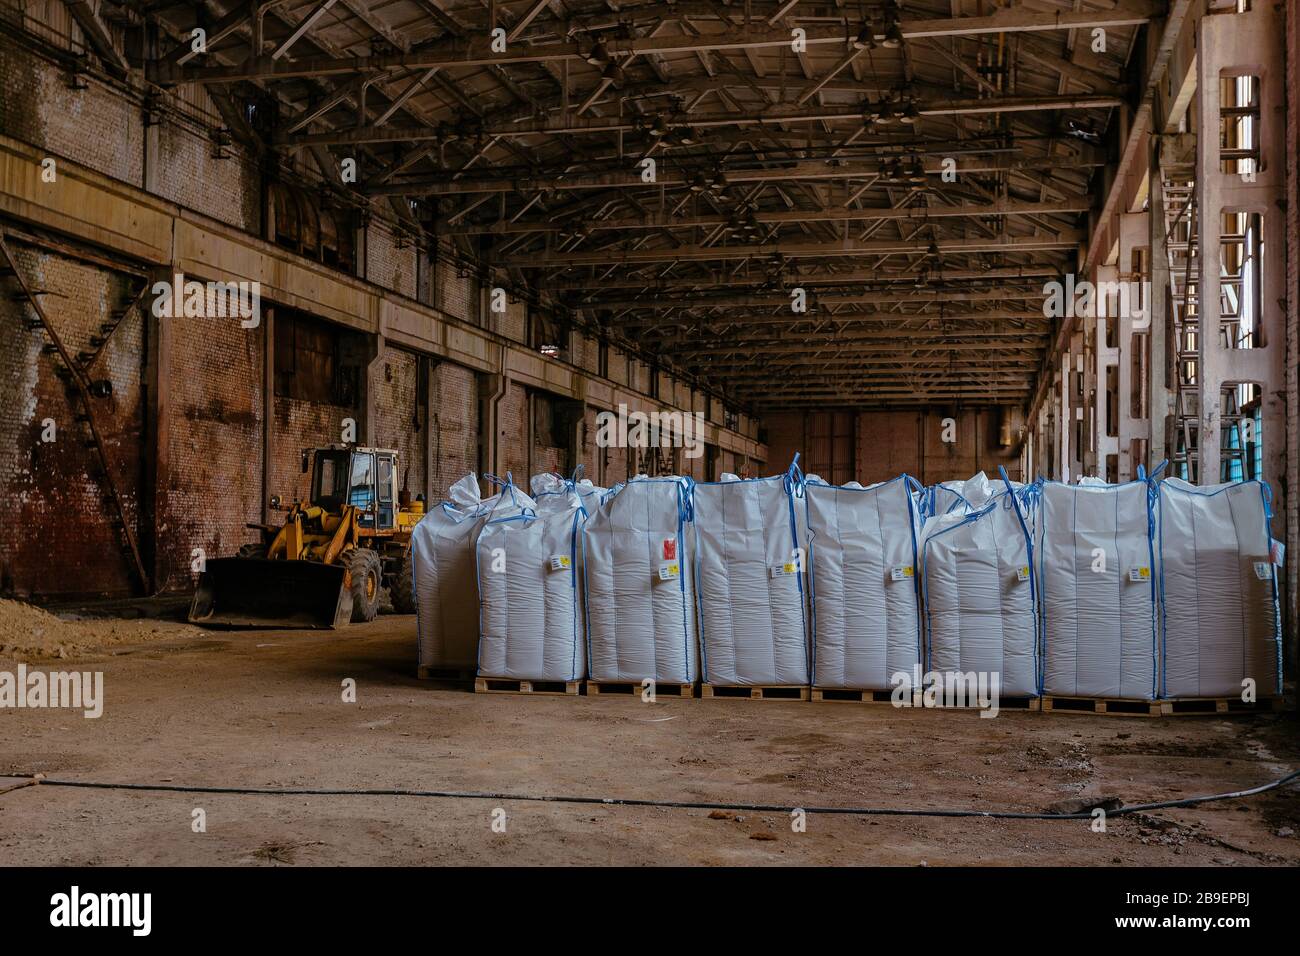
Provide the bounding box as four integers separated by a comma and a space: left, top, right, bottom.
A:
1095, 263, 1120, 480
1117, 212, 1151, 480
1195, 6, 1286, 497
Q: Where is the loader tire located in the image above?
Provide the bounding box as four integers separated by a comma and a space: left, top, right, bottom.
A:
389, 551, 416, 615
237, 543, 266, 559
347, 548, 382, 623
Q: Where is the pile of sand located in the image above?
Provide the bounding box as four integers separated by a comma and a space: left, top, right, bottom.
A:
0, 599, 201, 661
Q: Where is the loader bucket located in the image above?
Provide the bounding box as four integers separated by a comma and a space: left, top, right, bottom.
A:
189, 558, 353, 629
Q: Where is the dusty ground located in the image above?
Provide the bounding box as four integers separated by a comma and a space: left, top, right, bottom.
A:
0, 610, 1297, 866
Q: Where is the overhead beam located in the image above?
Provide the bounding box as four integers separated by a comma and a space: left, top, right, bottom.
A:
500, 233, 1082, 267
444, 198, 1091, 235
157, 5, 1162, 84
63, 0, 130, 74
371, 154, 1103, 197
284, 95, 1124, 146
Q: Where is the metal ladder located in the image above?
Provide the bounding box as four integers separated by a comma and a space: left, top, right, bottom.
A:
0, 234, 150, 592
1162, 173, 1200, 482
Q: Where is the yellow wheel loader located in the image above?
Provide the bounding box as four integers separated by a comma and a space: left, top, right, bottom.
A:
189, 445, 425, 629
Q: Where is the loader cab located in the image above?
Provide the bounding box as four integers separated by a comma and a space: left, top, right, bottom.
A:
309, 446, 399, 532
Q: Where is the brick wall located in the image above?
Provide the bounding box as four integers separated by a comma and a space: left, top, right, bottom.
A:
366, 221, 417, 298
0, 35, 143, 186
0, 245, 145, 598
371, 344, 426, 502
430, 361, 478, 500
158, 314, 264, 592
1286, 2, 1299, 661
766, 408, 1022, 487
154, 119, 260, 233
497, 381, 528, 481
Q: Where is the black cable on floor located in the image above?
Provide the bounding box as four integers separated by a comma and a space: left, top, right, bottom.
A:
13, 768, 1298, 821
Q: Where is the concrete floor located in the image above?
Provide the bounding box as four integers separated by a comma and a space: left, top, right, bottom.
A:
1, 615, 1297, 866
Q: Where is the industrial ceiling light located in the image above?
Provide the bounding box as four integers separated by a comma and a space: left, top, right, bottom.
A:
852, 21, 876, 50
585, 39, 610, 65
881, 22, 904, 49
649, 115, 670, 138
927, 240, 941, 258
676, 126, 700, 146
900, 102, 920, 124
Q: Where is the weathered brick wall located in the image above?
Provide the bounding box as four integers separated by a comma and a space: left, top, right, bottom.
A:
0, 245, 144, 598
366, 221, 417, 298
1286, 2, 1299, 660
154, 118, 260, 233
765, 408, 1022, 487
270, 396, 357, 510
496, 381, 528, 481
159, 316, 263, 591
430, 241, 477, 322
0, 34, 143, 186
371, 344, 426, 503
430, 361, 478, 501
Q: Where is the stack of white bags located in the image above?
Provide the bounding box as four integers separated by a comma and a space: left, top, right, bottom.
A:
410, 461, 1283, 701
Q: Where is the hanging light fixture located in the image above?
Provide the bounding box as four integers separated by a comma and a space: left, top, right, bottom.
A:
585, 39, 610, 65
882, 22, 904, 49
649, 115, 670, 138
852, 21, 876, 50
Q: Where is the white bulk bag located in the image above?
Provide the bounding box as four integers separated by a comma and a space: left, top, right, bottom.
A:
1157, 478, 1282, 698
476, 487, 587, 681
582, 477, 698, 683
412, 475, 534, 671
693, 472, 808, 686
920, 488, 1038, 696
531, 470, 607, 513
805, 475, 922, 690
1038, 480, 1158, 699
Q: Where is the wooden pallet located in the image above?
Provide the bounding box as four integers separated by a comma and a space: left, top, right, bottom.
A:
701, 684, 810, 701
585, 680, 696, 699
416, 665, 475, 682
1155, 696, 1287, 716
811, 687, 912, 705
1043, 696, 1164, 717
1044, 695, 1287, 717
473, 677, 581, 696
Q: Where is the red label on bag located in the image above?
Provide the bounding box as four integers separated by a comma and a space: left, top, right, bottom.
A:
663, 538, 676, 560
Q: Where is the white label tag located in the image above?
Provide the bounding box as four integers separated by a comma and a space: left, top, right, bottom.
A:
889, 565, 915, 582
548, 554, 572, 572
657, 562, 679, 581
769, 562, 798, 578
1015, 566, 1030, 583
1128, 567, 1151, 583
1270, 539, 1285, 567
1253, 561, 1272, 581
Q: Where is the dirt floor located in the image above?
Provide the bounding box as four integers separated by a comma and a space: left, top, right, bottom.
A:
0, 608, 1297, 866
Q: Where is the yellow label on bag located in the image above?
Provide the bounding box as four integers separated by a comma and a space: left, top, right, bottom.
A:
549, 555, 571, 571
770, 562, 798, 577
889, 565, 914, 582
1016, 566, 1030, 582
1128, 567, 1151, 582
657, 562, 680, 581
